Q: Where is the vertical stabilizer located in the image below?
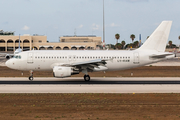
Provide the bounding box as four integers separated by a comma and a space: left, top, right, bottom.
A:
138, 21, 172, 52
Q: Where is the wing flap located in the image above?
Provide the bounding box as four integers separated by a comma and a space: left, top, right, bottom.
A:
71, 59, 107, 67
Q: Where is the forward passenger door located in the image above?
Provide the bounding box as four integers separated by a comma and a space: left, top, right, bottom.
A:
27, 52, 33, 63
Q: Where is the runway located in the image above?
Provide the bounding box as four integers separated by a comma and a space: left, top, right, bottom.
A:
0, 77, 180, 93
1, 77, 180, 84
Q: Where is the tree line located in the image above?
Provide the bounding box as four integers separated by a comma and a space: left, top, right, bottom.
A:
106, 34, 180, 50
107, 34, 139, 50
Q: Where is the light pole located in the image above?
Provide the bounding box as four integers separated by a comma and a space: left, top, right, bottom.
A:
103, 0, 105, 50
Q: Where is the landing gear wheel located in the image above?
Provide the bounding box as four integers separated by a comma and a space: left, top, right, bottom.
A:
29, 70, 34, 81
29, 76, 33, 81
84, 75, 90, 81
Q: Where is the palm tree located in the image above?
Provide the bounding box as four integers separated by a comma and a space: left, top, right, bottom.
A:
115, 33, 120, 44
128, 43, 133, 48
130, 34, 135, 43
168, 40, 172, 48
133, 41, 139, 48
121, 40, 126, 49
125, 44, 129, 49
115, 43, 122, 50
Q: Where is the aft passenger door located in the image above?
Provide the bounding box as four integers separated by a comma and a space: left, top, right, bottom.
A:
133, 52, 139, 64
27, 52, 33, 63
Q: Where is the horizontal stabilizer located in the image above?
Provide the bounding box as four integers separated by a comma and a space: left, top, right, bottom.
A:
149, 53, 174, 59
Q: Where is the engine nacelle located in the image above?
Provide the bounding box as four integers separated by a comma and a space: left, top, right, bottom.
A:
53, 66, 79, 78
5, 54, 10, 59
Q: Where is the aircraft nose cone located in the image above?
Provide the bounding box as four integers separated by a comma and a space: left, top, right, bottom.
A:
5, 60, 10, 68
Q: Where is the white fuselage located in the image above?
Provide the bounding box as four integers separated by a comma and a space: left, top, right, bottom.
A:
5, 49, 174, 72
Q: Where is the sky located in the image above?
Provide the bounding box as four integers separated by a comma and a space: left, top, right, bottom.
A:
0, 0, 180, 45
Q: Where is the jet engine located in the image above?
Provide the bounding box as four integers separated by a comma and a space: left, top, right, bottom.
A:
5, 54, 11, 59
53, 66, 79, 78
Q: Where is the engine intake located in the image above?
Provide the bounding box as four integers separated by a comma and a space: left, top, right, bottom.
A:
5, 55, 10, 59
53, 66, 79, 78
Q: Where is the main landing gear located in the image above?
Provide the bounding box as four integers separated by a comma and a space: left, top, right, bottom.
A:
29, 70, 34, 81
84, 75, 90, 81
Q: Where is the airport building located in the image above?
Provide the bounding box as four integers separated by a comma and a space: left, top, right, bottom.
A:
0, 30, 102, 51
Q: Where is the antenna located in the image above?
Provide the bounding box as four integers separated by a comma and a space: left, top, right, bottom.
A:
74, 29, 76, 37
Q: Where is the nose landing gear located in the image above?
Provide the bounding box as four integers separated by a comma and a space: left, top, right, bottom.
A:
29, 76, 33, 81
29, 70, 34, 81
84, 75, 90, 81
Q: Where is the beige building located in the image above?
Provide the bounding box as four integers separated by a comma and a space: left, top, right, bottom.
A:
60, 35, 102, 50
0, 34, 102, 51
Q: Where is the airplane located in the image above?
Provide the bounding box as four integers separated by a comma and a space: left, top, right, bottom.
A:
5, 21, 174, 81
0, 35, 23, 59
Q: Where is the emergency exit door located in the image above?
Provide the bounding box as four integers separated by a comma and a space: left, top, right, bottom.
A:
68, 55, 76, 63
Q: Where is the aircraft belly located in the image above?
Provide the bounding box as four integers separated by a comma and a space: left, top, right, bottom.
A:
16, 60, 27, 70
35, 60, 50, 70
106, 61, 135, 71
27, 60, 65, 71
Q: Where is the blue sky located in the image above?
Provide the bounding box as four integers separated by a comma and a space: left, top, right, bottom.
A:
0, 0, 180, 45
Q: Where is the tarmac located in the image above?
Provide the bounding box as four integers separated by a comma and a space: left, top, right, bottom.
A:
0, 58, 6, 66
1, 84, 180, 93
0, 77, 180, 93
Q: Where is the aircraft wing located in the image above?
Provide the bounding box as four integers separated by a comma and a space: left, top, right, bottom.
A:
72, 59, 108, 71
59, 59, 108, 71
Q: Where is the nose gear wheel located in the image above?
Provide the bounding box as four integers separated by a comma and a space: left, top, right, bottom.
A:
84, 75, 90, 81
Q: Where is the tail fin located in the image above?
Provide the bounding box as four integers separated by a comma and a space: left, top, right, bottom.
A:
138, 21, 172, 52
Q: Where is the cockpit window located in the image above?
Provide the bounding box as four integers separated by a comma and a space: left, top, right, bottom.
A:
13, 55, 21, 59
